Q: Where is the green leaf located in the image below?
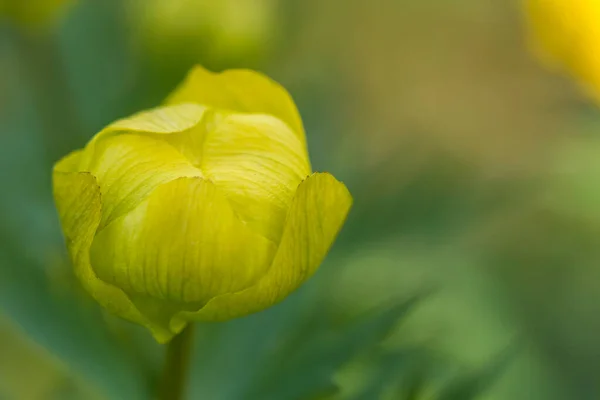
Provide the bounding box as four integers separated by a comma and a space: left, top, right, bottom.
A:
247, 295, 424, 400
435, 345, 517, 400
0, 317, 102, 400
0, 236, 155, 400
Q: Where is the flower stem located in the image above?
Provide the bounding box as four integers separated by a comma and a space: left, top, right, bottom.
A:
159, 324, 195, 400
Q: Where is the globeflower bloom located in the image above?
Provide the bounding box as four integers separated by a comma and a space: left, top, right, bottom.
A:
524, 0, 600, 101
53, 66, 352, 342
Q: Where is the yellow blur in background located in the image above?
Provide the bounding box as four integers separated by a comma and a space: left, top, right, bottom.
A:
525, 0, 600, 103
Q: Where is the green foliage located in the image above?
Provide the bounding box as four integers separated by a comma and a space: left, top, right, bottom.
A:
434, 347, 516, 400
247, 297, 422, 400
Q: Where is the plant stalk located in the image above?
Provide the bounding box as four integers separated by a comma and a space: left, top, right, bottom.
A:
159, 324, 195, 400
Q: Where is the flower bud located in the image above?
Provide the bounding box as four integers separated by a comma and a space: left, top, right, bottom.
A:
53, 66, 352, 342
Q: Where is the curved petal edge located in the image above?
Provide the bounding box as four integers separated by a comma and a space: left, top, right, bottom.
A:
172, 172, 352, 325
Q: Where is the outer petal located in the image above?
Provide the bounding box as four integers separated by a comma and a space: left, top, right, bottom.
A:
55, 149, 84, 173
70, 103, 211, 230
201, 113, 311, 243
83, 134, 203, 230
89, 177, 277, 331
164, 65, 307, 147
78, 103, 209, 171
53, 156, 171, 340
103, 103, 207, 135
173, 172, 352, 323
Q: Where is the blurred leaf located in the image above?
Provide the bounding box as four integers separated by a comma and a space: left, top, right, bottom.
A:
187, 297, 308, 400
402, 368, 427, 400
185, 285, 426, 400
58, 0, 135, 135
246, 295, 424, 400
0, 317, 102, 400
435, 346, 516, 400
0, 234, 155, 400
343, 349, 430, 400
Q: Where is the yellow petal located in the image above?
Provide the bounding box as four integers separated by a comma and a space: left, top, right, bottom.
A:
83, 134, 203, 230
78, 103, 209, 169
103, 103, 207, 135
174, 172, 352, 323
73, 104, 209, 230
53, 159, 172, 340
54, 149, 83, 173
164, 65, 307, 147
201, 112, 311, 243
89, 177, 277, 332
95, 104, 311, 244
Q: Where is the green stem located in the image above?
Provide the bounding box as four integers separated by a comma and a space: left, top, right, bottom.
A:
159, 324, 195, 400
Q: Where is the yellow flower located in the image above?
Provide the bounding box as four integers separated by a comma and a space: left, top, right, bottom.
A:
53, 66, 352, 343
524, 0, 600, 101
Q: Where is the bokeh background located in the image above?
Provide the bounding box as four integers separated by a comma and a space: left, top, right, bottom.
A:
1, 0, 599, 399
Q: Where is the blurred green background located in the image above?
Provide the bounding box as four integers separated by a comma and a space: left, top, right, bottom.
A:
1, 0, 599, 399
